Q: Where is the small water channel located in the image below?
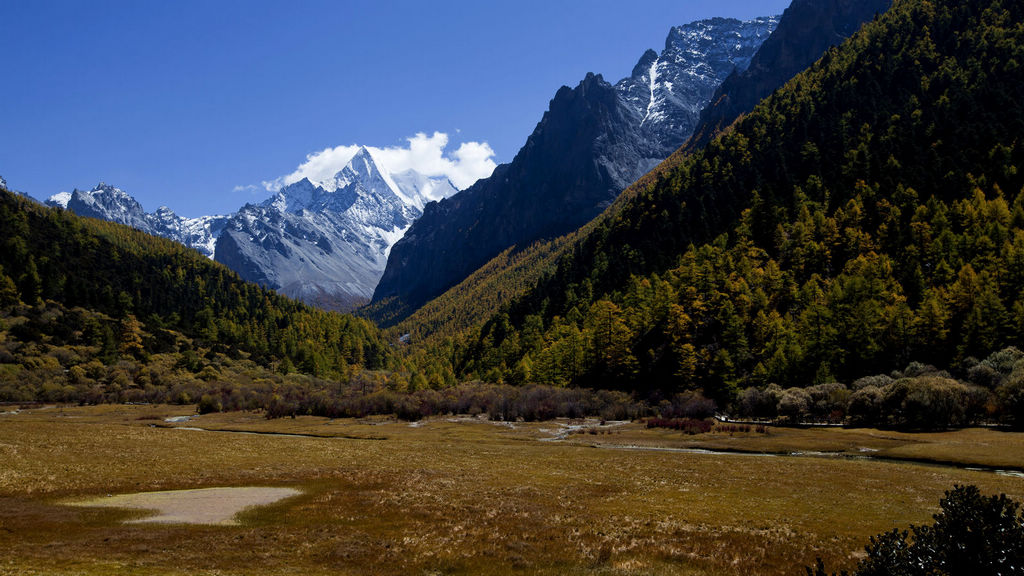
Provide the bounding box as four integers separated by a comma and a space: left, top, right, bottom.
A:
592, 442, 1024, 479
158, 419, 1024, 480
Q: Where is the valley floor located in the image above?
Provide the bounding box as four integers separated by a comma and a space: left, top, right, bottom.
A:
2, 405, 1023, 575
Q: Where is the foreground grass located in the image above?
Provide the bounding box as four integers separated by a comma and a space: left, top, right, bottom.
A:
1, 406, 1023, 575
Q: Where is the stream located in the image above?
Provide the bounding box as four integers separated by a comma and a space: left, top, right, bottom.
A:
591, 442, 1024, 479
159, 419, 1024, 480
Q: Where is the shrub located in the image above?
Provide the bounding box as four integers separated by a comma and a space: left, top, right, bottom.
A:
981, 347, 1024, 376
777, 387, 812, 423
847, 385, 886, 427
850, 374, 894, 391
737, 384, 782, 418
811, 485, 1024, 576
882, 377, 973, 430
661, 391, 717, 419
806, 382, 850, 422
197, 393, 222, 414
998, 376, 1024, 427
646, 418, 712, 434
967, 362, 1002, 389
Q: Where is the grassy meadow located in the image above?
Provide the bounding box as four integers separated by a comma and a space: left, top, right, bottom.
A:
2, 405, 1023, 575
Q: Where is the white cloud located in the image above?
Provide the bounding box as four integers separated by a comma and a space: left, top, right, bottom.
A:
260, 131, 496, 192
232, 184, 264, 195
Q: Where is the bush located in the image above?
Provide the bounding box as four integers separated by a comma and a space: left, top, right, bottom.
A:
737, 384, 782, 418
968, 363, 1004, 389
850, 374, 894, 391
661, 391, 717, 419
806, 382, 850, 422
811, 485, 1024, 576
777, 387, 812, 422
882, 377, 974, 430
981, 347, 1024, 377
847, 385, 886, 427
998, 376, 1024, 427
899, 362, 942, 378
196, 393, 222, 414
646, 417, 712, 434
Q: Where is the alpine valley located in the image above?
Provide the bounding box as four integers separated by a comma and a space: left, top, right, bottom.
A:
5, 1, 1024, 574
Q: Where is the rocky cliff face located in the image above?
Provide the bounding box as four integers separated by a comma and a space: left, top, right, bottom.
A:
373, 16, 778, 320
685, 0, 892, 151
616, 16, 778, 159
376, 73, 642, 316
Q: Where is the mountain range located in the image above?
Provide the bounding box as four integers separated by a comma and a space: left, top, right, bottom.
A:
46, 183, 230, 258
458, 0, 1022, 397
46, 147, 458, 310
215, 147, 457, 310
42, 15, 779, 316
4, 2, 1024, 572
8, 0, 1024, 408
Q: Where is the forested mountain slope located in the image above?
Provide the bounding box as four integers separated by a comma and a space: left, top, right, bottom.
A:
455, 0, 1024, 401
384, 150, 693, 346
385, 0, 890, 345
0, 188, 388, 399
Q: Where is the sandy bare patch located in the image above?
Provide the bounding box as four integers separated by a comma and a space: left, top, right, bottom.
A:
67, 486, 300, 525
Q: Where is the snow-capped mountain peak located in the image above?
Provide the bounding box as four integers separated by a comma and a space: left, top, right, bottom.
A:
336, 146, 379, 185
214, 144, 461, 310
389, 169, 459, 212
45, 183, 149, 231
45, 142, 461, 311
46, 183, 229, 259
47, 191, 72, 209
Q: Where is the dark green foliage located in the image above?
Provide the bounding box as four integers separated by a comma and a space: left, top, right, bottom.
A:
812, 485, 1024, 576
0, 189, 388, 386
455, 0, 1024, 403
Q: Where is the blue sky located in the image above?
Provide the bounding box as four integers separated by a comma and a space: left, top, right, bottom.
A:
0, 0, 791, 216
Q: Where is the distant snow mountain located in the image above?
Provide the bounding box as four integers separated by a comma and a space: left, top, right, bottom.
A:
215, 147, 458, 310
47, 148, 459, 312
46, 183, 229, 258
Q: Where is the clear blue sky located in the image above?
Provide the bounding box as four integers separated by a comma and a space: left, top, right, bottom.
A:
0, 0, 791, 216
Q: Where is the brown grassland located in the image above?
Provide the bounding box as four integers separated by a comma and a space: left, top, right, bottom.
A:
2, 405, 1023, 575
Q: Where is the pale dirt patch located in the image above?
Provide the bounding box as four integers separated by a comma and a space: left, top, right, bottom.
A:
67, 486, 301, 525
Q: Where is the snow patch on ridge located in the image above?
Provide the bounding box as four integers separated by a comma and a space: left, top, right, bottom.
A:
640, 57, 660, 127
48, 191, 72, 208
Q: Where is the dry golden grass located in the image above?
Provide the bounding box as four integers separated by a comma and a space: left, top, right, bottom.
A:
2, 406, 1023, 575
